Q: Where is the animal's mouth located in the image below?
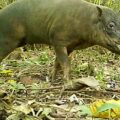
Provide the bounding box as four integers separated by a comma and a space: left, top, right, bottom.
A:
107, 41, 120, 55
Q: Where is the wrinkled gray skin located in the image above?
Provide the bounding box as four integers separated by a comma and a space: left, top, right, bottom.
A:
0, 0, 120, 81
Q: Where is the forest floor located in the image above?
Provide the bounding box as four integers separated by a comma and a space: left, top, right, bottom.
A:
0, 45, 120, 120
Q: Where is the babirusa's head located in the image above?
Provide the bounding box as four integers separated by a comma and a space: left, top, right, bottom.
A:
93, 6, 120, 54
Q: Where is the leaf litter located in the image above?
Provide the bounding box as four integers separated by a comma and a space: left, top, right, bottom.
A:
0, 46, 120, 119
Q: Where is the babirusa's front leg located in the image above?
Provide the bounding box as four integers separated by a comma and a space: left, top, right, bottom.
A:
54, 46, 70, 81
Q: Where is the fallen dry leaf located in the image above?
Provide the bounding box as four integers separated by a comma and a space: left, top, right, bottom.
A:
65, 76, 100, 91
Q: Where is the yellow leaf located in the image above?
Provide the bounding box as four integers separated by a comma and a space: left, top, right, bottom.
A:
0, 70, 13, 77
7, 79, 16, 84
90, 99, 120, 118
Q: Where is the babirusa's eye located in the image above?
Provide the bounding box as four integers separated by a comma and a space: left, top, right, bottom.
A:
107, 22, 115, 29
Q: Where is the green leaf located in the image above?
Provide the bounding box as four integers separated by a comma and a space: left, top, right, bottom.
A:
17, 83, 26, 90
98, 102, 120, 113
79, 105, 92, 116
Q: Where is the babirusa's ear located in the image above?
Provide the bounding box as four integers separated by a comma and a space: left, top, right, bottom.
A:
96, 6, 102, 17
